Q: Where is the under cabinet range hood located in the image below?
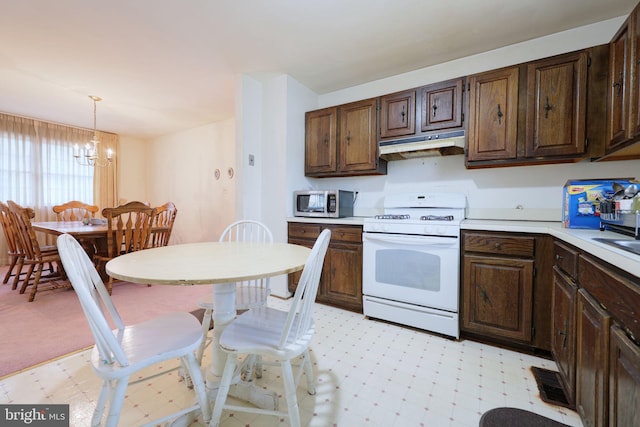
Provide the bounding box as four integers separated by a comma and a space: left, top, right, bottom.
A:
378, 130, 466, 161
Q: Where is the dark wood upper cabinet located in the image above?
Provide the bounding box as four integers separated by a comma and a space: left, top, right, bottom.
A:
597, 2, 640, 160
607, 21, 631, 150
305, 107, 338, 175
305, 99, 386, 177
338, 98, 385, 174
525, 51, 587, 158
379, 89, 416, 139
467, 66, 520, 162
379, 77, 465, 141
420, 78, 464, 132
467, 46, 609, 168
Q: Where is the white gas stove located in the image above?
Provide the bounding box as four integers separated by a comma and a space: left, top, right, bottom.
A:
363, 192, 466, 237
362, 192, 467, 338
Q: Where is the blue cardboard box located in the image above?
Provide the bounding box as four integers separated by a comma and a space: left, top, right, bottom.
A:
562, 178, 635, 229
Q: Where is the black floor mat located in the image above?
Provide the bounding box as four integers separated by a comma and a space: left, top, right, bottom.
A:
531, 367, 575, 410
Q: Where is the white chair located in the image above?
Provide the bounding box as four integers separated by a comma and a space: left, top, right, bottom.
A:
209, 229, 331, 427
196, 220, 274, 366
56, 233, 211, 427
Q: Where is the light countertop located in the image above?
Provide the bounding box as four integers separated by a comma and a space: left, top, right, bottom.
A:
288, 216, 640, 278
462, 219, 640, 278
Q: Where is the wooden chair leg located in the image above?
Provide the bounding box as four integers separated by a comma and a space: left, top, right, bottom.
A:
11, 258, 25, 290
2, 256, 18, 284
19, 265, 35, 294
28, 264, 44, 302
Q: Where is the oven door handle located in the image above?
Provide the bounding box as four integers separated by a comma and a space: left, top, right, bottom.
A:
363, 233, 457, 246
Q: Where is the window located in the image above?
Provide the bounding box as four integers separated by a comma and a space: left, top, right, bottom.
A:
0, 114, 94, 210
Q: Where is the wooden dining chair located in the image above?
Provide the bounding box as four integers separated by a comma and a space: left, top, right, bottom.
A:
209, 229, 331, 427
7, 200, 68, 301
195, 220, 274, 368
52, 200, 99, 221
56, 233, 211, 427
148, 201, 177, 248
95, 201, 156, 293
0, 201, 26, 287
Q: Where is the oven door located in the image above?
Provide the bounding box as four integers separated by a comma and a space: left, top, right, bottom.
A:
362, 232, 459, 312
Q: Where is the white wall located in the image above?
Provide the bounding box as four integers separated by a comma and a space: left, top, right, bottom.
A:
117, 135, 147, 203
236, 74, 317, 296
145, 120, 236, 244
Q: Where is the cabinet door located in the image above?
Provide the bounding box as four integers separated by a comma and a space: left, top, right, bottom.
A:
420, 78, 464, 132
305, 107, 338, 175
609, 325, 640, 427
607, 21, 631, 150
338, 98, 379, 173
576, 289, 611, 427
467, 67, 519, 161
552, 268, 577, 403
318, 242, 363, 312
630, 9, 640, 140
525, 52, 587, 158
462, 254, 534, 342
380, 90, 415, 139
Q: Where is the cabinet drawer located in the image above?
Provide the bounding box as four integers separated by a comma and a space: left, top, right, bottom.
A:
463, 232, 535, 257
288, 223, 323, 240
579, 254, 640, 341
288, 223, 362, 243
554, 241, 579, 280
329, 226, 362, 243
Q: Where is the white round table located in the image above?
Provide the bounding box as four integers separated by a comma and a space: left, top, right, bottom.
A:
106, 241, 311, 415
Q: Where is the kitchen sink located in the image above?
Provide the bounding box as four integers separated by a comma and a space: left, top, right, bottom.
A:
593, 238, 640, 256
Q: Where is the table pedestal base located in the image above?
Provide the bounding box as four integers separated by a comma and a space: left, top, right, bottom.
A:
227, 381, 279, 410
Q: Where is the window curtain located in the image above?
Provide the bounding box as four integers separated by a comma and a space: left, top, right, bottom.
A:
0, 112, 118, 264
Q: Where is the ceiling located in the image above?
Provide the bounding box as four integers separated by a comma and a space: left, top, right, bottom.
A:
0, 0, 635, 139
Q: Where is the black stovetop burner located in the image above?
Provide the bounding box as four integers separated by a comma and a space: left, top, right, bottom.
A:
374, 214, 411, 220
420, 215, 454, 221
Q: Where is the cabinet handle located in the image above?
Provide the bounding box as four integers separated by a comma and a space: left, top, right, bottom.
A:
613, 72, 623, 97
494, 242, 502, 250
432, 102, 438, 117
555, 254, 562, 262
497, 104, 504, 124
478, 286, 491, 306
401, 105, 406, 123
323, 135, 329, 146
544, 96, 552, 118
558, 319, 568, 348
346, 130, 351, 144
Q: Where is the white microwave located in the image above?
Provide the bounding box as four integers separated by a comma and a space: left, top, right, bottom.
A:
294, 190, 354, 218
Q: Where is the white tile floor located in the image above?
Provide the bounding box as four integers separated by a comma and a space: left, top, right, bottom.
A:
0, 297, 583, 427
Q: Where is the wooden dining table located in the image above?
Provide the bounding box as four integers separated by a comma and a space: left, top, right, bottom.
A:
32, 220, 108, 238
32, 220, 109, 258
105, 240, 311, 418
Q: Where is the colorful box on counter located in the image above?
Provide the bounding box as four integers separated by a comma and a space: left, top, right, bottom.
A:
562, 178, 636, 229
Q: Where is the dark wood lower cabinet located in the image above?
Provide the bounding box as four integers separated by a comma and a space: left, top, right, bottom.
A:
288, 222, 362, 313
460, 231, 551, 352
462, 255, 534, 341
552, 240, 640, 427
609, 325, 640, 427
552, 267, 577, 404
576, 289, 610, 427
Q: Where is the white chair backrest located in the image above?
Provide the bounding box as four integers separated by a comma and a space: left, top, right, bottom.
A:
279, 229, 331, 349
56, 233, 128, 367
219, 220, 273, 243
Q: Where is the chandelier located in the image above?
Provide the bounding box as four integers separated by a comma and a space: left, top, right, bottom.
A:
73, 95, 113, 167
